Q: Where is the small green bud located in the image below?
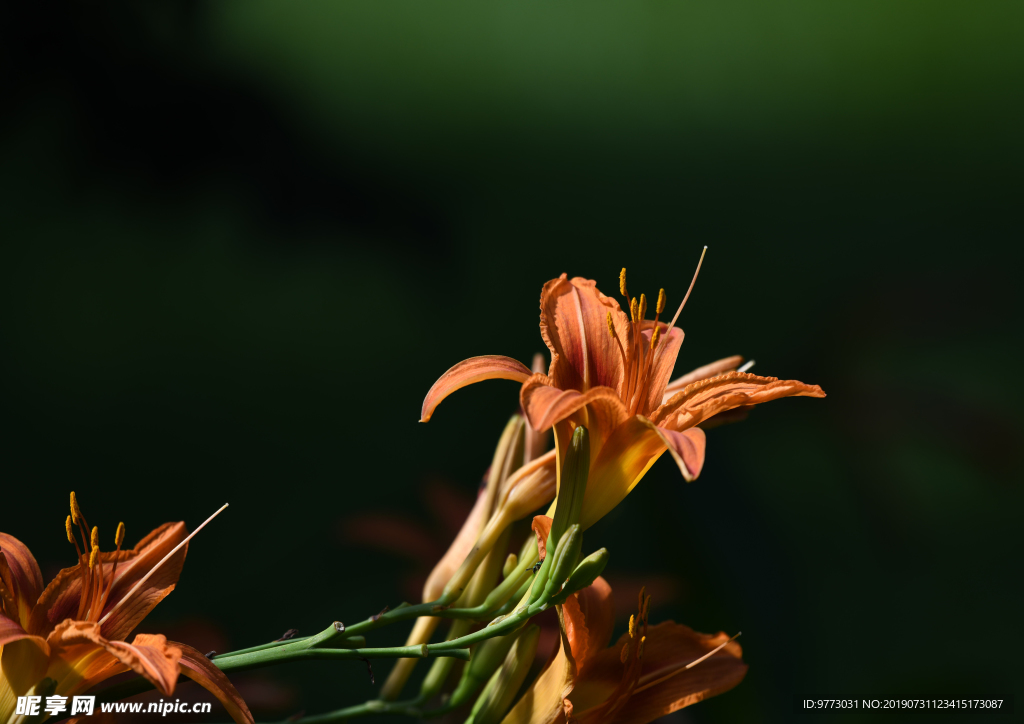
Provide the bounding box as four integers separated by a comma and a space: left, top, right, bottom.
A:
537, 524, 581, 605
465, 625, 541, 724
562, 547, 609, 596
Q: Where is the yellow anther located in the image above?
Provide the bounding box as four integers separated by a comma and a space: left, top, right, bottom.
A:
619, 268, 627, 296
657, 288, 666, 314
606, 311, 616, 339
89, 546, 99, 568
66, 515, 75, 545
115, 522, 125, 548
629, 614, 636, 638
90, 526, 99, 549
70, 491, 81, 524
630, 298, 638, 322
650, 326, 661, 349
638, 293, 647, 321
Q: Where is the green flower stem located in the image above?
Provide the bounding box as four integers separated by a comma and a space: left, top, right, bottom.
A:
93, 644, 469, 705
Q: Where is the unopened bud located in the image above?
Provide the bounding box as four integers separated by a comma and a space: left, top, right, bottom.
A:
448, 626, 522, 708
502, 553, 518, 579
548, 426, 589, 549
466, 625, 541, 724
562, 548, 609, 596
547, 524, 582, 593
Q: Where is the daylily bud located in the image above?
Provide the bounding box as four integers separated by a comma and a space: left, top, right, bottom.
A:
465, 625, 541, 724
448, 625, 522, 708
562, 547, 609, 597
544, 524, 582, 600
502, 553, 518, 579
548, 426, 590, 550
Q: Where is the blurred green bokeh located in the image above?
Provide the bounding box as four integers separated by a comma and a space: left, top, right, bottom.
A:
2, 2, 1020, 722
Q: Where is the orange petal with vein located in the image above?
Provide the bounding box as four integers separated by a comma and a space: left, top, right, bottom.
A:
420, 355, 532, 423
47, 621, 182, 696
652, 372, 825, 432
662, 355, 744, 399
0, 533, 44, 628
643, 424, 706, 482
177, 641, 255, 724
520, 375, 629, 444
539, 275, 631, 396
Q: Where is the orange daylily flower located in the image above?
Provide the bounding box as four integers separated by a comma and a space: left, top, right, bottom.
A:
500, 564, 747, 724
422, 261, 825, 529
0, 494, 253, 724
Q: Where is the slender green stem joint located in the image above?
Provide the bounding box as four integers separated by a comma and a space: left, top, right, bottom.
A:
549, 426, 590, 548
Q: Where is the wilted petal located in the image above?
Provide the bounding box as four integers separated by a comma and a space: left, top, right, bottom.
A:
540, 275, 631, 395
651, 372, 825, 432
177, 642, 255, 724
420, 355, 532, 423
662, 356, 744, 401
642, 423, 706, 482
0, 533, 44, 628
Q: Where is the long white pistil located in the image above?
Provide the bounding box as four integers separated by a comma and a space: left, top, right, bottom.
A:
99, 503, 229, 626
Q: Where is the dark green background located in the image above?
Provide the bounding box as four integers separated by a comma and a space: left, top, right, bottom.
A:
2, 2, 1021, 722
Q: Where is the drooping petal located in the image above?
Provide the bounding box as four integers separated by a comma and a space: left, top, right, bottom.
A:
662, 355, 744, 401
637, 324, 684, 417
177, 641, 255, 724
579, 417, 668, 530
0, 533, 44, 628
641, 423, 706, 482
539, 275, 631, 395
420, 355, 532, 423
47, 621, 182, 696
651, 372, 825, 432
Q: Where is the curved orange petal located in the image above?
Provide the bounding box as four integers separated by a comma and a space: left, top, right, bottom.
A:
520, 375, 629, 447
651, 372, 825, 432
0, 533, 44, 629
177, 641, 255, 724
642, 423, 706, 482
420, 355, 532, 423
47, 621, 182, 696
579, 417, 667, 531
636, 324, 684, 417
540, 275, 631, 396
30, 524, 190, 640
562, 576, 614, 674
662, 355, 744, 401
